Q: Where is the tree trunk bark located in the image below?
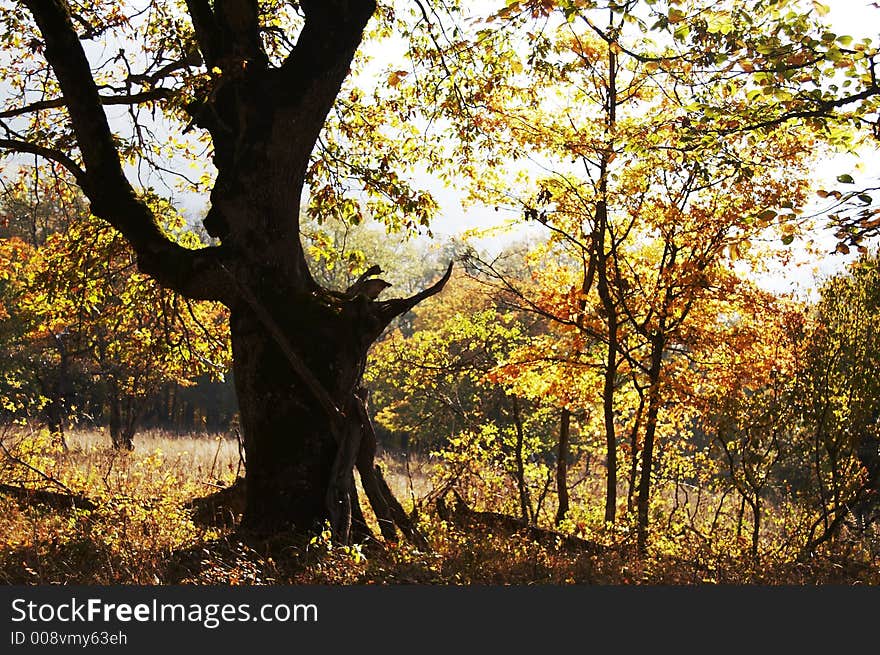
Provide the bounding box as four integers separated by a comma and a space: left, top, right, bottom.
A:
228, 264, 450, 542
750, 498, 761, 563
108, 382, 130, 450
596, 17, 620, 527
230, 297, 352, 535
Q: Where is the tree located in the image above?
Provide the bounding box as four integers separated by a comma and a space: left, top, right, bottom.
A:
0, 236, 38, 423
20, 204, 231, 449
368, 269, 567, 524
794, 250, 880, 550
692, 291, 804, 561
1, 1, 449, 540
396, 0, 819, 551
0, 172, 80, 247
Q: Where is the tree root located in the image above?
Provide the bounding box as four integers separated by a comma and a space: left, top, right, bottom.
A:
188, 389, 430, 551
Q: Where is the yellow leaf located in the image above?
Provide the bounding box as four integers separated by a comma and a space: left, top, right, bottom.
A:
387, 70, 409, 87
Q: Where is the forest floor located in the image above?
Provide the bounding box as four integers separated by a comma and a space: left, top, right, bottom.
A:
0, 428, 878, 585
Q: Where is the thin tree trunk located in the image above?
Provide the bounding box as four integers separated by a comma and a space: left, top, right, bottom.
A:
555, 408, 571, 526
601, 323, 618, 524
627, 390, 646, 513
595, 9, 620, 526
511, 396, 532, 524
751, 499, 761, 563
636, 334, 664, 553
108, 381, 132, 450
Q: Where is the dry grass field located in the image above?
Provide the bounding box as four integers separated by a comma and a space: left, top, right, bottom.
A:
0, 427, 878, 585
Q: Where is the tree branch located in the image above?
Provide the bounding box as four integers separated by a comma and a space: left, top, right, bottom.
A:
21, 0, 228, 302
372, 261, 453, 338
0, 137, 86, 183
126, 50, 203, 86
717, 85, 880, 135
0, 89, 175, 120
274, 0, 376, 177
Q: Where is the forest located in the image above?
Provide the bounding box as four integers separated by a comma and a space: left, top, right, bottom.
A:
0, 0, 879, 585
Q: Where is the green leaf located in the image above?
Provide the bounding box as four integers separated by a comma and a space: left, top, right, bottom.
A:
836, 174, 855, 184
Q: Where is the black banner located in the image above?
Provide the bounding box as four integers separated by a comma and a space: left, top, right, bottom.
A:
1, 585, 877, 653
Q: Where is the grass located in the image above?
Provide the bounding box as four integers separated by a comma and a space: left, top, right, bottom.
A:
0, 427, 878, 585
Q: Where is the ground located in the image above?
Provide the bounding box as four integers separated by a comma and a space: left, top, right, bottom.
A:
0, 429, 877, 585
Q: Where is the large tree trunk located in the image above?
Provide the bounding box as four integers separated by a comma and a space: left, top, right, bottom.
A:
230, 292, 359, 534
225, 252, 450, 539
22, 0, 451, 543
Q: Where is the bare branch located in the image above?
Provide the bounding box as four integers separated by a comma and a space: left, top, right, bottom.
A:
126, 50, 203, 86
0, 137, 86, 183
0, 89, 175, 120
373, 261, 453, 335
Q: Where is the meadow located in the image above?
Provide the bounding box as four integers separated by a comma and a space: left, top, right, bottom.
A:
1, 427, 877, 586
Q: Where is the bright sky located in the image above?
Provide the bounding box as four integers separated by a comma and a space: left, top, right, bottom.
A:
826, 0, 878, 38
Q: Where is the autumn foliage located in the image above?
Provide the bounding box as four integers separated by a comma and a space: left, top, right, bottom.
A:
1, 0, 880, 584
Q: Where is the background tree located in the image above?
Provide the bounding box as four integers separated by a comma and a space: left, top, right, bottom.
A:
19, 202, 231, 449
368, 269, 566, 524
693, 292, 804, 561
393, 0, 819, 551
794, 250, 880, 551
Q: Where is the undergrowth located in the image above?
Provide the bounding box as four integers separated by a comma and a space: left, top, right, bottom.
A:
0, 429, 877, 585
